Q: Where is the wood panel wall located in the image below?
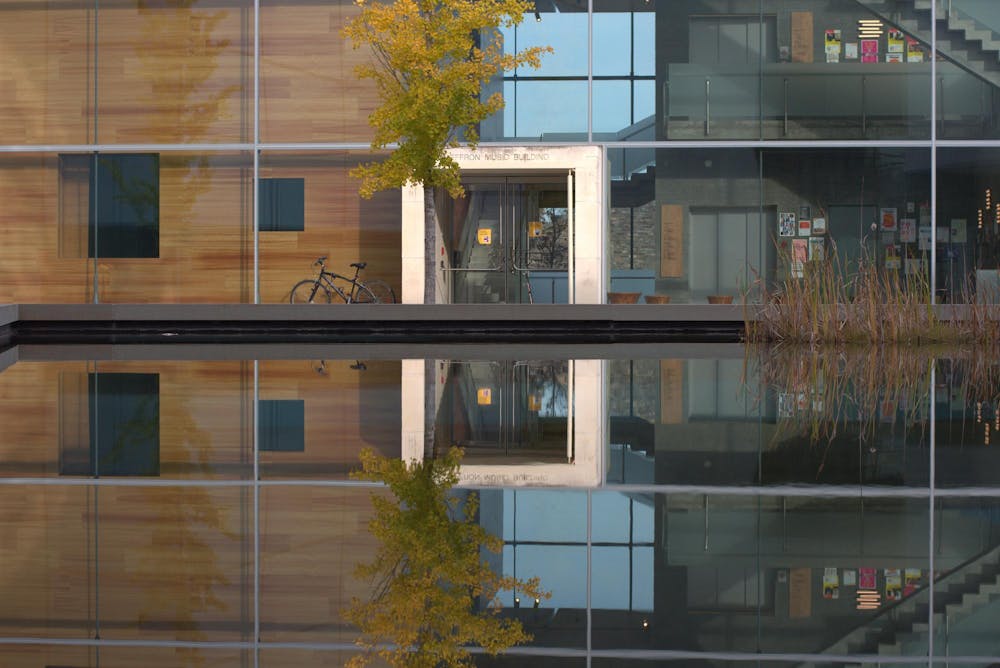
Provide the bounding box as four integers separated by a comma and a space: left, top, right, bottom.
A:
0, 1, 401, 304
0, 359, 400, 644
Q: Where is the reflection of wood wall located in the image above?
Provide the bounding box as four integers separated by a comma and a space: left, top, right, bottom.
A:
0, 1, 401, 304
0, 360, 399, 649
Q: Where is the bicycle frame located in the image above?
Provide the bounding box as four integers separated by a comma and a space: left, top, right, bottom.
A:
314, 262, 365, 303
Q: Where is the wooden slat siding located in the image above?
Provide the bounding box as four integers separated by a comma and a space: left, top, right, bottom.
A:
0, 1, 402, 304
259, 155, 401, 303
0, 359, 401, 475
0, 0, 380, 144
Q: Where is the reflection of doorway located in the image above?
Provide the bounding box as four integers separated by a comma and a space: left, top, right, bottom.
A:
433, 361, 570, 464
446, 176, 571, 304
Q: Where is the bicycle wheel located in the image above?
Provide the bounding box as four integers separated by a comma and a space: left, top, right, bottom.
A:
290, 280, 332, 304
356, 279, 396, 304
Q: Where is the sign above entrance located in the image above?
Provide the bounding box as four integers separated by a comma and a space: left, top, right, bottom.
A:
451, 148, 552, 163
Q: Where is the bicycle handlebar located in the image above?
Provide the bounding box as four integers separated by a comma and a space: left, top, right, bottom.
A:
314, 256, 327, 266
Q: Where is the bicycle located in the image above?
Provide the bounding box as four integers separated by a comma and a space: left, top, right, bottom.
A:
289, 256, 396, 304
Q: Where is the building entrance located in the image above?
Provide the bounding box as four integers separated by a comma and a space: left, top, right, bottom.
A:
447, 176, 571, 304
431, 360, 570, 464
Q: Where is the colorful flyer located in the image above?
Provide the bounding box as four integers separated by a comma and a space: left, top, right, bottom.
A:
885, 244, 901, 270
477, 228, 492, 245
825, 29, 842, 63
778, 392, 794, 418
476, 387, 492, 405
880, 207, 898, 231
792, 239, 808, 277
809, 236, 825, 261
886, 53, 903, 63
843, 570, 857, 586
885, 569, 903, 601
845, 42, 858, 60
899, 218, 916, 243
907, 37, 923, 62
779, 212, 796, 237
528, 221, 544, 238
823, 568, 840, 600
859, 567, 877, 589
812, 217, 827, 234
887, 29, 904, 53
861, 39, 879, 63
798, 218, 812, 236
904, 569, 921, 597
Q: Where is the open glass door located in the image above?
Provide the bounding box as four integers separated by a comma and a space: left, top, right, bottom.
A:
447, 175, 570, 303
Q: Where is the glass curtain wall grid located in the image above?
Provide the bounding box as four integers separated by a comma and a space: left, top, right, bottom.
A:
4, 350, 1000, 665
4, 0, 1000, 303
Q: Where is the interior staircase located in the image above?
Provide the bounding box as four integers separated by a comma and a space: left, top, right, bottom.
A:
853, 0, 1000, 89
798, 543, 1000, 666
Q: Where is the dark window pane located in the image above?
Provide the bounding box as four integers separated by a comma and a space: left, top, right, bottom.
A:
259, 399, 305, 452
259, 177, 305, 232
88, 154, 160, 258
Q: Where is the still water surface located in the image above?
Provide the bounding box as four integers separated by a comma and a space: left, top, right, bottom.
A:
0, 344, 998, 667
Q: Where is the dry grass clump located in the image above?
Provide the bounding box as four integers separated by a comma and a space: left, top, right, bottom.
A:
745, 249, 1000, 344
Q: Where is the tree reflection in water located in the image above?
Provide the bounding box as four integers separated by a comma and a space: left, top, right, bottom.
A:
344, 447, 548, 668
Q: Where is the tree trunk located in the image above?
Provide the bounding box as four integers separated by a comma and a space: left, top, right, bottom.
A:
424, 185, 438, 305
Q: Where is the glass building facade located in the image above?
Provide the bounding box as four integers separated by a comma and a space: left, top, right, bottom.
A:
4, 0, 1000, 305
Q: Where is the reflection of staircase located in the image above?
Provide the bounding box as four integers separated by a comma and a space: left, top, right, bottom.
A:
854, 0, 1000, 88
799, 544, 1000, 666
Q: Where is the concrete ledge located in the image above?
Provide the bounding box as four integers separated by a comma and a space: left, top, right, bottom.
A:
16, 303, 747, 323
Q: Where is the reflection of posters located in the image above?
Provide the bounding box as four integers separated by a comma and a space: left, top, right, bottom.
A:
825, 29, 842, 62
904, 569, 921, 597
951, 218, 967, 243
885, 244, 901, 269
887, 29, 904, 53
918, 226, 932, 250
792, 239, 808, 277
905, 256, 928, 276
813, 217, 827, 234
937, 226, 950, 242
845, 42, 858, 60
798, 218, 812, 236
809, 237, 825, 261
899, 218, 916, 243
859, 568, 877, 589
779, 212, 796, 237
919, 202, 931, 225
886, 52, 903, 63
885, 569, 903, 601
881, 207, 898, 231
778, 392, 794, 418
843, 570, 857, 587
823, 568, 840, 600
907, 37, 923, 62
861, 39, 879, 63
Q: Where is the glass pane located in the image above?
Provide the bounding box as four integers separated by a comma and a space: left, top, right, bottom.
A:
503, 11, 587, 78
505, 80, 588, 141
939, 0, 1000, 139
260, 0, 378, 143
0, 2, 92, 144
96, 485, 251, 640
937, 148, 1000, 305
92, 150, 254, 303
258, 359, 401, 479
0, 153, 93, 302
96, 0, 251, 144
0, 486, 93, 638
258, 151, 401, 305
259, 485, 383, 642
593, 13, 631, 76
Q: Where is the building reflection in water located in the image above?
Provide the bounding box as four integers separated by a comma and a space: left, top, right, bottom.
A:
0, 346, 999, 664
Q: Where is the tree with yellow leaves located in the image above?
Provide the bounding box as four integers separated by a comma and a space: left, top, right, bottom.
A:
344, 447, 548, 667
343, 0, 550, 301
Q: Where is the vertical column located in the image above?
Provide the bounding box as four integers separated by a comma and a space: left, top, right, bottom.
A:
401, 184, 426, 304
400, 359, 426, 462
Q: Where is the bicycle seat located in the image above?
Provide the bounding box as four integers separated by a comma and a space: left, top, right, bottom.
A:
350, 262, 367, 270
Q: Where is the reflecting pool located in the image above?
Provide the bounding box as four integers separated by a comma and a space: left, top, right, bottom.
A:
1, 343, 1000, 666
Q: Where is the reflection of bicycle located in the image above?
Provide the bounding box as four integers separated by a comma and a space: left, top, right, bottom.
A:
290, 256, 396, 304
